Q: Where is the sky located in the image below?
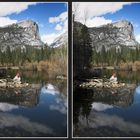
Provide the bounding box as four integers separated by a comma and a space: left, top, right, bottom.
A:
73, 2, 140, 43
0, 2, 68, 45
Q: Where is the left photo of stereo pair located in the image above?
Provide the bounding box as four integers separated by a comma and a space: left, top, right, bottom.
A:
0, 2, 68, 138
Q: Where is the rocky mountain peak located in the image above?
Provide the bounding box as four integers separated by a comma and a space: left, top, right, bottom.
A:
112, 20, 132, 28
88, 20, 139, 51
0, 20, 43, 51
17, 20, 37, 28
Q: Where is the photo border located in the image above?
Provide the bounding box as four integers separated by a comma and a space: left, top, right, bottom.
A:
72, 0, 140, 139
0, 1, 69, 139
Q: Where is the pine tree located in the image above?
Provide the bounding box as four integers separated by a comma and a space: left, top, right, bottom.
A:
73, 22, 92, 79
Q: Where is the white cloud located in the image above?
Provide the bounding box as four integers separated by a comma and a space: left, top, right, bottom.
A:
49, 11, 68, 33
0, 2, 37, 16
55, 24, 62, 31
49, 95, 67, 114
55, 19, 68, 32
136, 34, 140, 43
0, 103, 18, 112
50, 104, 67, 114
46, 11, 68, 44
41, 84, 59, 95
49, 11, 67, 24
49, 17, 58, 24
73, 2, 134, 26
73, 2, 133, 18
78, 111, 140, 135
59, 11, 68, 22
41, 32, 62, 45
92, 102, 113, 111
0, 112, 53, 135
42, 11, 68, 45
63, 19, 68, 32
86, 16, 112, 27
0, 2, 38, 27
0, 17, 17, 27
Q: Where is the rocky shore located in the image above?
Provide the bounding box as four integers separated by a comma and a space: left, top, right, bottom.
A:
76, 78, 136, 91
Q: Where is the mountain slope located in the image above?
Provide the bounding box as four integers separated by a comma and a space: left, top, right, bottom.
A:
50, 31, 68, 48
0, 20, 44, 51
88, 20, 139, 51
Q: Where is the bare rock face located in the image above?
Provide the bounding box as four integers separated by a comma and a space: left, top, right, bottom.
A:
50, 31, 68, 48
88, 20, 139, 51
17, 20, 43, 46
0, 20, 44, 51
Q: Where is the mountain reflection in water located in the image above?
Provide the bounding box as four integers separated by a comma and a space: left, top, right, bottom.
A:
0, 78, 67, 137
74, 79, 140, 137
0, 84, 41, 108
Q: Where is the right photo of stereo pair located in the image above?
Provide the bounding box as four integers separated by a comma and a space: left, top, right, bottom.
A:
73, 2, 140, 137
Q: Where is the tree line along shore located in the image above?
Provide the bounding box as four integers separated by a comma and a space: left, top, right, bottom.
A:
0, 44, 67, 79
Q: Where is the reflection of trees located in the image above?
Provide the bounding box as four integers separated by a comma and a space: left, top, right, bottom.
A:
91, 87, 135, 107
0, 85, 41, 107
73, 86, 135, 135
73, 88, 94, 130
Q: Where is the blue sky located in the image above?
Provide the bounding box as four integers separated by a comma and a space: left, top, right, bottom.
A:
0, 2, 68, 44
73, 2, 140, 43
104, 3, 140, 35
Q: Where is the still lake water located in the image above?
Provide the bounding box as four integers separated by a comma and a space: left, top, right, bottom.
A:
0, 70, 67, 137
73, 70, 140, 137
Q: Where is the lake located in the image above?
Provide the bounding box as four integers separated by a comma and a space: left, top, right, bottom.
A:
73, 70, 140, 137
0, 70, 67, 137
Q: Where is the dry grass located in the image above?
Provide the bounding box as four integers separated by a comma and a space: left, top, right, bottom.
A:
118, 62, 132, 71
22, 59, 67, 79
22, 62, 38, 71
117, 61, 140, 71
132, 61, 140, 71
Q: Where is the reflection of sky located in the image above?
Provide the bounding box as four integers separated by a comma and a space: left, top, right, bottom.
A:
40, 83, 67, 115
133, 86, 140, 104
92, 102, 113, 112
75, 85, 140, 136
39, 83, 67, 135
0, 82, 67, 136
50, 97, 67, 114
74, 85, 140, 136
135, 86, 140, 94
41, 84, 59, 95
0, 103, 18, 112
0, 112, 53, 135
78, 111, 140, 135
